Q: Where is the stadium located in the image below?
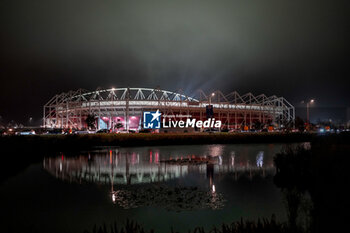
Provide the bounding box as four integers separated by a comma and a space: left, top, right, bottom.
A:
43, 87, 295, 131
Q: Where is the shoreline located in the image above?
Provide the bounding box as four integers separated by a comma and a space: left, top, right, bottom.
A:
0, 132, 320, 152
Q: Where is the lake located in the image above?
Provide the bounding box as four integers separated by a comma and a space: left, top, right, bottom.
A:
0, 144, 294, 233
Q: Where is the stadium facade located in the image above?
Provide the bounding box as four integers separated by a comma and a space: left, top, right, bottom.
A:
43, 87, 295, 130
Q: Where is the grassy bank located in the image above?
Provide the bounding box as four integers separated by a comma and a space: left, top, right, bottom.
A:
0, 132, 315, 152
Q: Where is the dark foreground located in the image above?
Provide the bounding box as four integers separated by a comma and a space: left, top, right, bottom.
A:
1, 132, 349, 233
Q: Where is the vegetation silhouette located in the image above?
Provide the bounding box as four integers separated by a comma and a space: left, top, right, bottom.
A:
274, 133, 350, 233
83, 217, 297, 233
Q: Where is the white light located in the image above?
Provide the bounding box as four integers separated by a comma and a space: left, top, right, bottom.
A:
212, 184, 216, 193
310, 99, 315, 103
211, 93, 215, 96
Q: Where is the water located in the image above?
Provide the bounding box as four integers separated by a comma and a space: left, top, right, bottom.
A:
0, 144, 291, 233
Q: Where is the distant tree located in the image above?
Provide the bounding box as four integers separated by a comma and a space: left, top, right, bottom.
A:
7, 120, 18, 128
0, 115, 4, 128
294, 117, 305, 132
266, 119, 273, 125
281, 119, 293, 131
254, 121, 263, 130
86, 114, 96, 130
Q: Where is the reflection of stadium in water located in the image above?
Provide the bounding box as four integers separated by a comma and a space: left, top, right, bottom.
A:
43, 148, 275, 185
43, 146, 278, 210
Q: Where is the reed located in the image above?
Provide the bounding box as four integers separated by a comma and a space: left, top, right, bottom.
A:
83, 216, 295, 233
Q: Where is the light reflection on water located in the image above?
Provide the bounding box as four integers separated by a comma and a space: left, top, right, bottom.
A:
43, 144, 279, 211
1, 144, 297, 233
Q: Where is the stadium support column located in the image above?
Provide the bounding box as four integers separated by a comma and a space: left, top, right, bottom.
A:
234, 98, 237, 129
66, 102, 69, 128
200, 107, 203, 132
235, 111, 237, 129
262, 98, 266, 125
125, 87, 130, 131
273, 106, 276, 126
250, 109, 252, 129
227, 111, 229, 129
43, 106, 46, 128
98, 98, 101, 130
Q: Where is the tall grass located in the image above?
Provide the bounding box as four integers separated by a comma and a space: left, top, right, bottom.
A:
83, 217, 296, 233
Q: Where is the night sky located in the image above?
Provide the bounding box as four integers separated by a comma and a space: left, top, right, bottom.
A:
1, 0, 349, 124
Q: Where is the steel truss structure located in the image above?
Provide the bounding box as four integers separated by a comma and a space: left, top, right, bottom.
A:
43, 87, 295, 130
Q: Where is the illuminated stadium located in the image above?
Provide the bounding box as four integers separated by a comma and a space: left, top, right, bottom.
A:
43, 87, 295, 130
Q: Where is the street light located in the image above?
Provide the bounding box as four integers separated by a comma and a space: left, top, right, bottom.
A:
209, 92, 215, 105
302, 99, 315, 124
307, 99, 315, 124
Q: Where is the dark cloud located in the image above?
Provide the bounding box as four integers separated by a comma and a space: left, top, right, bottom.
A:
0, 0, 349, 123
